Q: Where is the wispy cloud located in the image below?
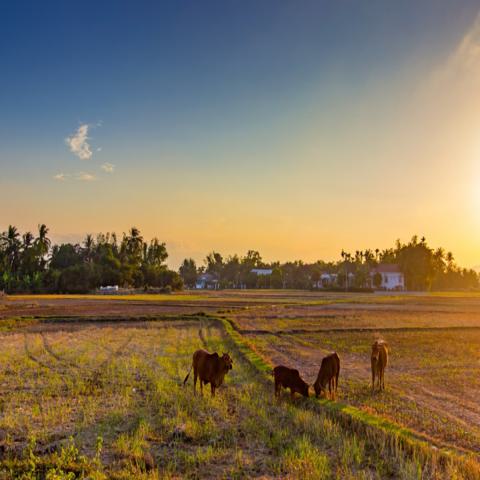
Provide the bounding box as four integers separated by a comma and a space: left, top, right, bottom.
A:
101, 162, 115, 173
430, 13, 480, 91
76, 172, 96, 182
53, 173, 68, 181
453, 13, 480, 73
65, 124, 93, 160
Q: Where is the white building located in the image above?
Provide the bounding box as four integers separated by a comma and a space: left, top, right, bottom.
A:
99, 285, 119, 294
195, 273, 219, 289
370, 264, 404, 290
251, 268, 273, 276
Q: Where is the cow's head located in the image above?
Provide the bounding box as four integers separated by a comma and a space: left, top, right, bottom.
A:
299, 380, 310, 398
222, 353, 233, 370
371, 341, 385, 362
314, 380, 326, 398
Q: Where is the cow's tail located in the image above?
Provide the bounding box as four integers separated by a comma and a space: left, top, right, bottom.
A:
183, 365, 193, 385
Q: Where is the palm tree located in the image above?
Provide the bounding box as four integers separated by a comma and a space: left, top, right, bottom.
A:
34, 224, 51, 270
3, 225, 21, 273
446, 251, 454, 271
126, 227, 144, 262
23, 232, 34, 248
21, 232, 36, 276
83, 234, 95, 263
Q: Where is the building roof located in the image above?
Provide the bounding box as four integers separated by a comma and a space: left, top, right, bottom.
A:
372, 264, 401, 274
197, 273, 218, 281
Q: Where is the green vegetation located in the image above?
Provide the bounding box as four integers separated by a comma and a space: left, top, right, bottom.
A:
0, 225, 182, 294
1, 225, 478, 294
183, 235, 478, 290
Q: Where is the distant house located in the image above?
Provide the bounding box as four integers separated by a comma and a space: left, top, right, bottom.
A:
370, 264, 404, 290
99, 285, 119, 294
251, 268, 273, 276
195, 273, 219, 290
312, 273, 338, 289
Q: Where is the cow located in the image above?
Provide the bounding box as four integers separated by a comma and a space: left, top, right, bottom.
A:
313, 352, 340, 399
183, 349, 233, 397
273, 365, 309, 399
371, 340, 388, 392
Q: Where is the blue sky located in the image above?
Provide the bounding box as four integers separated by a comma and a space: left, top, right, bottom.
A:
1, 1, 480, 267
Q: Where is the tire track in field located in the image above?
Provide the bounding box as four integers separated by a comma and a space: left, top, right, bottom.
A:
173, 325, 190, 382
40, 333, 82, 370
96, 333, 134, 370
23, 333, 70, 390
24, 334, 60, 372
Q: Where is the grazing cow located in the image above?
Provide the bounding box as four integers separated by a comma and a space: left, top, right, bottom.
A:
371, 340, 388, 392
273, 365, 309, 398
313, 352, 340, 399
183, 349, 233, 397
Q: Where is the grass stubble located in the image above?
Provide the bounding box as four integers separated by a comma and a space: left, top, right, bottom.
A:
0, 305, 478, 478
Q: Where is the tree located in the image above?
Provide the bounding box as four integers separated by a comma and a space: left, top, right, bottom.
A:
2, 226, 21, 274
205, 252, 224, 279
34, 224, 51, 270
373, 272, 382, 289
270, 267, 283, 289
83, 234, 95, 264
179, 258, 198, 288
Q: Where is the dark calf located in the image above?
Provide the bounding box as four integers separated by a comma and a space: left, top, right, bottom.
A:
314, 352, 340, 400
273, 365, 309, 398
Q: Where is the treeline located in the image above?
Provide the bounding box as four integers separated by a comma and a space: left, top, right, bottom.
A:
1, 226, 478, 293
0, 225, 182, 293
179, 236, 479, 291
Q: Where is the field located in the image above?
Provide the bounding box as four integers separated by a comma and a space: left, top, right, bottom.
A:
1, 291, 480, 478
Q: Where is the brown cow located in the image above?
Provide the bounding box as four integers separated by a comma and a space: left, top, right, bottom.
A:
273, 365, 309, 398
183, 349, 233, 397
371, 340, 388, 392
313, 352, 340, 399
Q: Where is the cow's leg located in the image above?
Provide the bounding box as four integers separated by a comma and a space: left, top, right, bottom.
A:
371, 366, 375, 392
274, 380, 280, 398
381, 368, 385, 390
329, 378, 333, 399
200, 379, 203, 396
193, 368, 197, 395
290, 388, 295, 400
211, 383, 215, 397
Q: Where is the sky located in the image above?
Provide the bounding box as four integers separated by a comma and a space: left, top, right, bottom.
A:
1, 1, 480, 269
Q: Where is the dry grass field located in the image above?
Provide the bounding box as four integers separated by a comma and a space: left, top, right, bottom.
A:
1, 291, 480, 478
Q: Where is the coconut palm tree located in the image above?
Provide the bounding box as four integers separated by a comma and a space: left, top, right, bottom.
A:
83, 234, 95, 263
34, 224, 51, 270
21, 232, 37, 276
2, 225, 21, 274
125, 227, 144, 263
